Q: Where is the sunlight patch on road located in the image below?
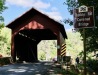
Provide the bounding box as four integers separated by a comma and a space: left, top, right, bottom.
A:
18, 66, 29, 69
30, 68, 35, 70
7, 69, 26, 72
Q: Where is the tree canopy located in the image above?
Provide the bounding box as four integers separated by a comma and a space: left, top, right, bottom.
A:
0, 0, 7, 21
0, 0, 9, 57
65, 0, 98, 56
66, 31, 83, 59
0, 0, 7, 29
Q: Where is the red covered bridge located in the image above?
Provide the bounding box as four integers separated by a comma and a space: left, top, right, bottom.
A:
6, 7, 67, 62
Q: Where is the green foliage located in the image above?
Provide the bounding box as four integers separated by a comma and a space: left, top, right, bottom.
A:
87, 59, 98, 72
64, 0, 98, 59
38, 51, 46, 60
0, 0, 7, 22
0, 23, 4, 29
64, 0, 79, 26
0, 57, 11, 66
66, 31, 83, 59
0, 27, 11, 56
38, 40, 57, 61
53, 67, 77, 75
0, 0, 8, 56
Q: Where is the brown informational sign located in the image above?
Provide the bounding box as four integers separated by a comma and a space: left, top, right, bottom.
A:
74, 6, 94, 28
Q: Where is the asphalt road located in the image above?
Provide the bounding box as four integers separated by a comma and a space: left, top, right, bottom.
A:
0, 61, 57, 75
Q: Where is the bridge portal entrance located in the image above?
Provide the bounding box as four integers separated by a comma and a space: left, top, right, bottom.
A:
14, 29, 57, 62
6, 7, 67, 62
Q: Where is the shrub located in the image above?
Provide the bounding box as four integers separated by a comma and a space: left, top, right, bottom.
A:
87, 59, 98, 72
0, 57, 11, 66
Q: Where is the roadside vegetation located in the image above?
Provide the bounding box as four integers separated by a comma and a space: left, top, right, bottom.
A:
64, 0, 98, 74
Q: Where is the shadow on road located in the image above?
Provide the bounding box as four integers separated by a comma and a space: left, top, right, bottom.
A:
0, 61, 62, 75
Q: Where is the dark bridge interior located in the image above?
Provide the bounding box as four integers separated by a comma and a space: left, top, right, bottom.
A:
14, 29, 57, 62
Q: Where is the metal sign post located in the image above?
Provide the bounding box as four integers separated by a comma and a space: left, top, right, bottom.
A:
73, 5, 95, 75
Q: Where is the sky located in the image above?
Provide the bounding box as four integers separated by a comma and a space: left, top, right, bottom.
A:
2, 0, 73, 31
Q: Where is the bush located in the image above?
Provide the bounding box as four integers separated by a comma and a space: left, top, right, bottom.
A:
0, 57, 11, 66
87, 59, 98, 72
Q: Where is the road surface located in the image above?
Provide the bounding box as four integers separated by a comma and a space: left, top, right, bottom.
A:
0, 61, 61, 75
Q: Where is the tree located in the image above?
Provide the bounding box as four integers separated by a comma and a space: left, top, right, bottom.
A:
66, 31, 83, 60
0, 0, 8, 56
0, 27, 11, 56
0, 0, 7, 21
64, 0, 98, 57
38, 40, 57, 61
0, 0, 7, 31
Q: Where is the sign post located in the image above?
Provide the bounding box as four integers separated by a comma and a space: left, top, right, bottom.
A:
74, 5, 94, 75
83, 28, 86, 75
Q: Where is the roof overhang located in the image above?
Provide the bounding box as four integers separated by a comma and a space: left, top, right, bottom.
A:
6, 7, 67, 39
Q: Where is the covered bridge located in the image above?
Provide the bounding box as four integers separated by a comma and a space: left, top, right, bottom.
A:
6, 7, 67, 62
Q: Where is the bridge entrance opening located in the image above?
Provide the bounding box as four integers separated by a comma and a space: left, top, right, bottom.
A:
14, 29, 57, 62
38, 40, 57, 61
